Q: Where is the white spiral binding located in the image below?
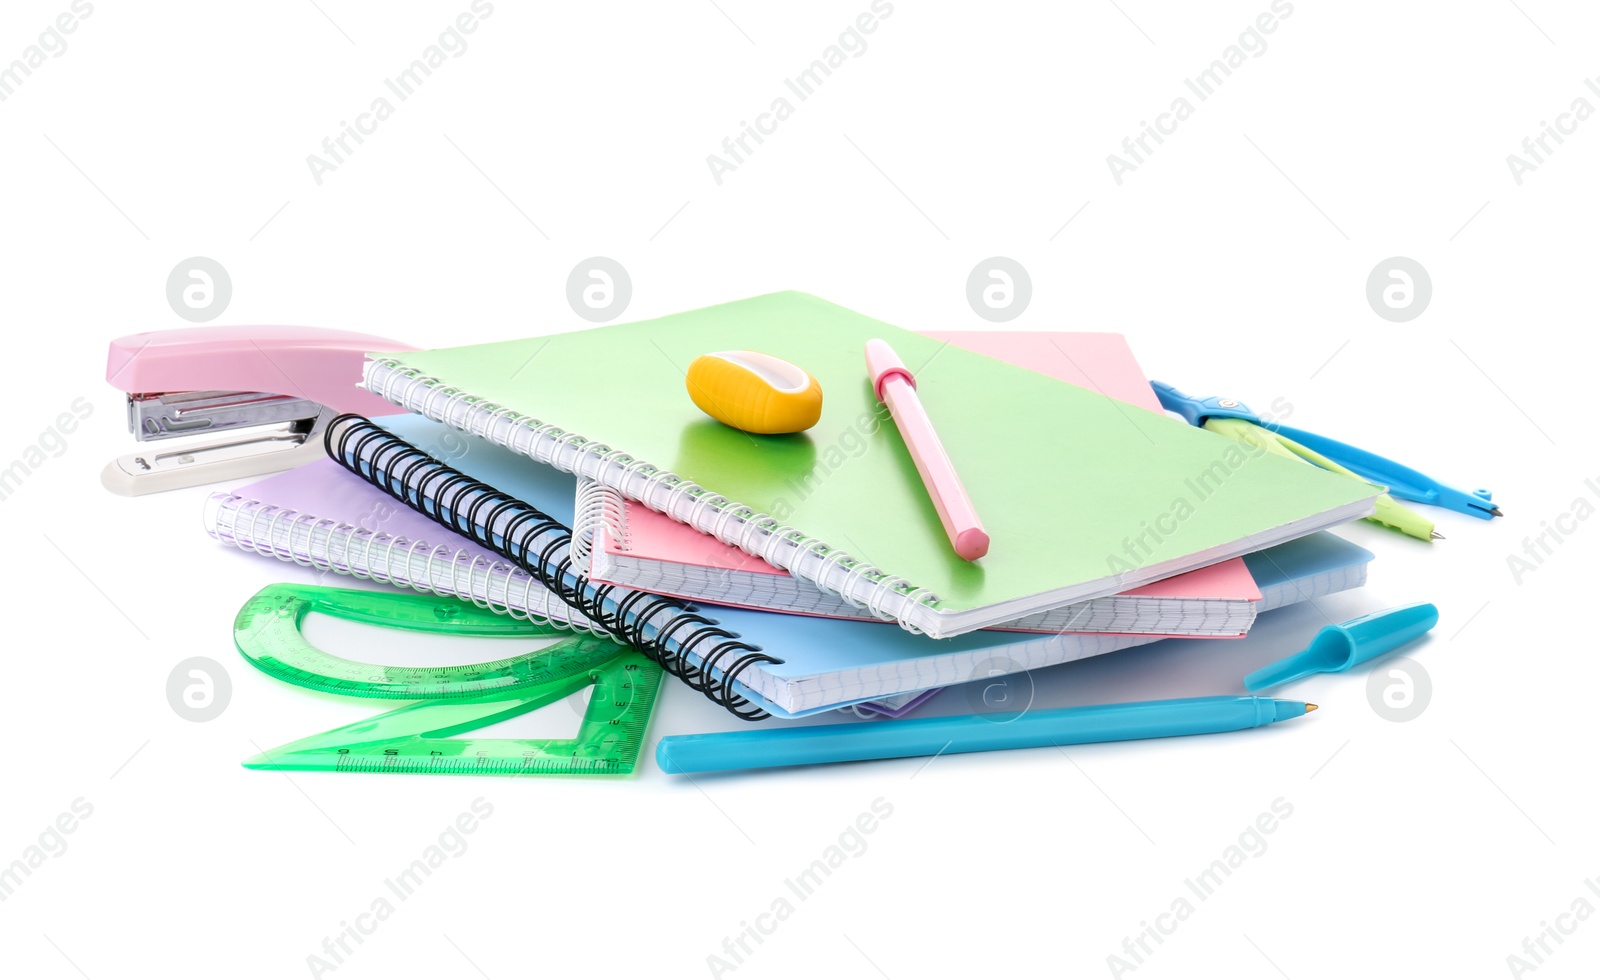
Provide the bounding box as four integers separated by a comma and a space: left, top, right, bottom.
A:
203, 493, 607, 635
571, 478, 629, 573
365, 356, 944, 632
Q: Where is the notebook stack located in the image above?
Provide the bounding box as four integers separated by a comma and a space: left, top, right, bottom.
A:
206, 292, 1379, 720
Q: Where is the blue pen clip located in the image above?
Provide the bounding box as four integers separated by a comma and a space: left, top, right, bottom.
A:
1243, 603, 1439, 692
1151, 382, 1501, 520
1150, 381, 1263, 427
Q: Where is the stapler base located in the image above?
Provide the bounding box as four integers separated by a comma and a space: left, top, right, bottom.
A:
101, 408, 334, 496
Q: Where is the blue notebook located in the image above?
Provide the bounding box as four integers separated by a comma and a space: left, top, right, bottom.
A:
711, 532, 1371, 716
326, 415, 1371, 717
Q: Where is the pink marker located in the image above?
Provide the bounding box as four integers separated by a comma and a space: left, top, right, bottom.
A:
865, 339, 990, 561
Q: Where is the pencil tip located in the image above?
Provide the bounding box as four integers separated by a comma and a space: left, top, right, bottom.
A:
1304, 703, 1319, 713
1490, 507, 1504, 517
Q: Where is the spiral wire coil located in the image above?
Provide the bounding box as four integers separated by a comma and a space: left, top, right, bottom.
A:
325, 414, 780, 719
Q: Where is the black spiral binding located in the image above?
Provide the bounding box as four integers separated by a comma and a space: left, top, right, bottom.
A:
325, 414, 781, 720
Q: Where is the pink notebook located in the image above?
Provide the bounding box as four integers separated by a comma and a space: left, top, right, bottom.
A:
580, 332, 1263, 637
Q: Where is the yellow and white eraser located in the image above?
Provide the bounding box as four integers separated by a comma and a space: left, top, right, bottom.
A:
686, 350, 823, 434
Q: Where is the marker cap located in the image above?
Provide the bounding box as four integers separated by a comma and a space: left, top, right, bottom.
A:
1243, 603, 1439, 692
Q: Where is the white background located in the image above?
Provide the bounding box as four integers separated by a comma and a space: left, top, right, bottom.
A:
4, 2, 1598, 977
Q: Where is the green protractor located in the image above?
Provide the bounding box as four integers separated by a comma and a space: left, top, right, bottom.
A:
234, 584, 663, 777
235, 583, 612, 699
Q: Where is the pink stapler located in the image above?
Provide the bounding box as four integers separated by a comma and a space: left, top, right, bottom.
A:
102, 325, 415, 495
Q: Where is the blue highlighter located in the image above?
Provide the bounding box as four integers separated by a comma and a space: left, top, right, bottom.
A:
1243, 603, 1439, 692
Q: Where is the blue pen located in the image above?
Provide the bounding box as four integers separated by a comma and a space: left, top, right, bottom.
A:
1152, 381, 1501, 520
655, 696, 1315, 774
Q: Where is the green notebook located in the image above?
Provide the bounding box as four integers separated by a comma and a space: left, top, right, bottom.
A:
365, 292, 1375, 638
